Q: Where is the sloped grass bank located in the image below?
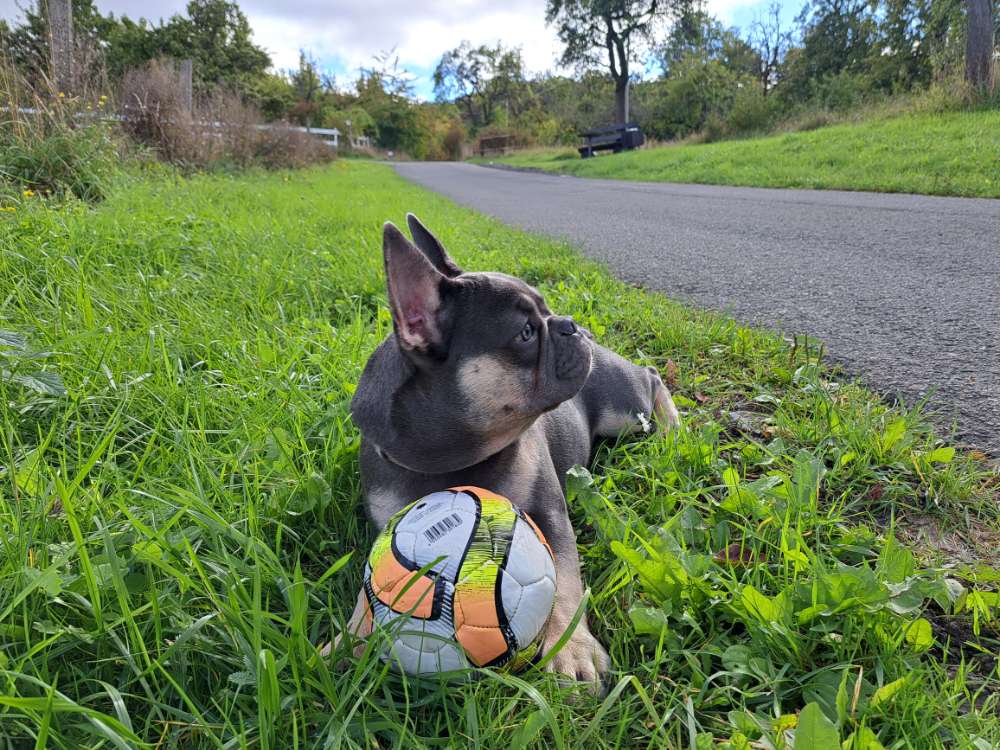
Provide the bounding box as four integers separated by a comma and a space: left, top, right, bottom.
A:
478, 110, 1000, 198
0, 162, 997, 748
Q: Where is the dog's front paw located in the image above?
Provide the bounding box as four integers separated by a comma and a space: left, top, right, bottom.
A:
655, 387, 681, 429
644, 366, 680, 430
541, 620, 610, 694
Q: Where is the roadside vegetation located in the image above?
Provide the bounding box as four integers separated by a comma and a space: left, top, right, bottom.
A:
0, 55, 333, 204
0, 60, 126, 204
475, 107, 1000, 197
3, 0, 996, 164
1, 161, 997, 748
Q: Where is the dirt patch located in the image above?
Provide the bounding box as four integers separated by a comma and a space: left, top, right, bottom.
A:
897, 512, 1000, 571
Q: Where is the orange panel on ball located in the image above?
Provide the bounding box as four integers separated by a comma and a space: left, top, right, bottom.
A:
370, 550, 436, 618
453, 585, 507, 666
448, 485, 499, 500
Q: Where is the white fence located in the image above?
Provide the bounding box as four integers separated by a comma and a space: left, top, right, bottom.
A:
4, 107, 371, 149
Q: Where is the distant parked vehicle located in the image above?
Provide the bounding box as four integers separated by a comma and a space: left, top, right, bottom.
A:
578, 123, 644, 158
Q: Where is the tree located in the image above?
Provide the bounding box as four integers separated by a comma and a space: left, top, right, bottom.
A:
433, 42, 528, 128
155, 0, 271, 92
658, 7, 758, 79
965, 0, 994, 88
546, 0, 675, 123
288, 51, 324, 125
3, 0, 271, 96
250, 72, 296, 120
779, 0, 879, 103
361, 49, 417, 98
3, 0, 116, 87
356, 54, 425, 154
747, 3, 791, 95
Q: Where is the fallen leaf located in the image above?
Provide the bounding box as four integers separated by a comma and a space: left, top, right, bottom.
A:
695, 391, 709, 404
714, 543, 756, 567
663, 359, 679, 388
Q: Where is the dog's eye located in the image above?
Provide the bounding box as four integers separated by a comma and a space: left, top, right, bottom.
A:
518, 321, 535, 343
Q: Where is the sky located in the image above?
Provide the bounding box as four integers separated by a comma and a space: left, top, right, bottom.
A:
0, 0, 786, 99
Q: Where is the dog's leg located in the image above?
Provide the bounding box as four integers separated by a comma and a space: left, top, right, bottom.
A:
584, 342, 680, 437
320, 588, 371, 658
536, 505, 610, 692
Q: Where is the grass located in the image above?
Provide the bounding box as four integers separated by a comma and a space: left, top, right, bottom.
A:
0, 104, 127, 205
476, 110, 1000, 198
0, 161, 998, 749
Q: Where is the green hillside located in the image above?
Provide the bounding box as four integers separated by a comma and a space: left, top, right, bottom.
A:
478, 110, 1000, 198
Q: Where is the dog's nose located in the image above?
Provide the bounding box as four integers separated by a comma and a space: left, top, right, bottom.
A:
555, 317, 578, 336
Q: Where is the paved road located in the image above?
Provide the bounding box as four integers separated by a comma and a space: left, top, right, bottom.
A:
394, 163, 1000, 454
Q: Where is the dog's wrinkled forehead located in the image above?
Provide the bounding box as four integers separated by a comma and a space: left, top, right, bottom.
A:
462, 271, 552, 317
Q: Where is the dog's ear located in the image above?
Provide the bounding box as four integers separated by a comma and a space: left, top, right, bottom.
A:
383, 222, 454, 354
406, 213, 463, 278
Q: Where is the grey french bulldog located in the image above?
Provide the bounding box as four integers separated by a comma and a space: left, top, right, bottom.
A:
344, 214, 680, 690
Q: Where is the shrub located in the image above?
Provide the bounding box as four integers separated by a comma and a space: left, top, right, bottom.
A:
815, 71, 873, 111
119, 60, 333, 171
442, 123, 466, 160
726, 86, 781, 136
910, 73, 982, 113
119, 60, 200, 164
699, 112, 729, 143
784, 109, 837, 133
642, 56, 747, 140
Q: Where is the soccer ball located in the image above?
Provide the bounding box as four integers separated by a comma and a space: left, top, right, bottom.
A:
357, 486, 557, 676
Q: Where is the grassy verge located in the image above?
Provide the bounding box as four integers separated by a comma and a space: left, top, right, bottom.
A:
475, 110, 1000, 198
1, 162, 998, 749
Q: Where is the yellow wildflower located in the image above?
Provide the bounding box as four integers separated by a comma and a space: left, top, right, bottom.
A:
22, 189, 35, 198
58, 92, 65, 98
1, 207, 16, 213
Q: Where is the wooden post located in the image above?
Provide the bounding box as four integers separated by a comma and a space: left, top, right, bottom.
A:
48, 0, 74, 94
965, 0, 994, 89
178, 59, 193, 114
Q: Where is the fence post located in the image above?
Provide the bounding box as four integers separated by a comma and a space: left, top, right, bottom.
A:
178, 58, 193, 114
48, 0, 74, 94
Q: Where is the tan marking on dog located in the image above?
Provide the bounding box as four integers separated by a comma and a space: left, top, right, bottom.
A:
654, 384, 681, 429
458, 355, 526, 411
457, 354, 542, 459
594, 409, 650, 437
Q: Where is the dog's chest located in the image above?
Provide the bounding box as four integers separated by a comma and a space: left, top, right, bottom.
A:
361, 399, 591, 526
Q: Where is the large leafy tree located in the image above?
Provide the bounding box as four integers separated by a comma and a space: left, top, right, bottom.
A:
3, 0, 269, 95
356, 53, 425, 154
286, 51, 328, 125
150, 0, 271, 92
546, 0, 675, 124
433, 42, 528, 129
658, 8, 758, 80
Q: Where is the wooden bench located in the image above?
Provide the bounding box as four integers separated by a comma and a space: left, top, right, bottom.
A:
578, 123, 645, 158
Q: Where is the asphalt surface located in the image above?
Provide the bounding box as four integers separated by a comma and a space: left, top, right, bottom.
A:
393, 162, 1000, 455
